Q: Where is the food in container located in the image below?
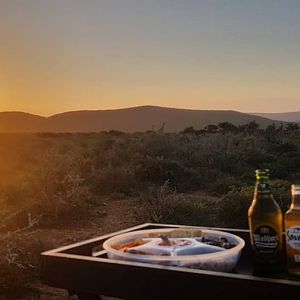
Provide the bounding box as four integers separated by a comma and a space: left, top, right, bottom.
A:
103, 228, 245, 272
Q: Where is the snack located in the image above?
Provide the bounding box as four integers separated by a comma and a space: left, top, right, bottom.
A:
149, 228, 202, 238
111, 239, 145, 251
103, 228, 245, 272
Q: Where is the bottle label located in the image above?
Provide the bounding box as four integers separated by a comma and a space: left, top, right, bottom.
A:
286, 226, 300, 249
253, 226, 279, 256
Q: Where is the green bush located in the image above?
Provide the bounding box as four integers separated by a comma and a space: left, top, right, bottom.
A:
271, 180, 291, 213
1, 125, 300, 228
217, 186, 253, 229
91, 165, 137, 195
137, 181, 220, 227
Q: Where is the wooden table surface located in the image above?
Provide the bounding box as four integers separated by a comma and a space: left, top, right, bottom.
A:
41, 223, 300, 300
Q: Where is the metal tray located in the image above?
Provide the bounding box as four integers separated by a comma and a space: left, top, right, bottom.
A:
41, 223, 300, 300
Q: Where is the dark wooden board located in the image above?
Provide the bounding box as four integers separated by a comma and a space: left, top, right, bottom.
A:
41, 223, 300, 299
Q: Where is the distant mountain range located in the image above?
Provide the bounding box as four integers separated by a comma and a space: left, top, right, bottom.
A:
0, 106, 295, 133
253, 111, 300, 123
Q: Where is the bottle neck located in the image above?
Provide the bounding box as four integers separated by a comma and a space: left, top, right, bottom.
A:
255, 178, 271, 195
291, 193, 300, 209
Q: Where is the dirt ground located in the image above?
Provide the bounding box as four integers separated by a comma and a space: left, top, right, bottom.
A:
1, 198, 141, 300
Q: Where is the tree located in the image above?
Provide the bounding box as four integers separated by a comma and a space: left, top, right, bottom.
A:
265, 123, 277, 135
285, 123, 299, 133
265, 123, 279, 141
180, 126, 197, 135
218, 122, 238, 133
204, 124, 219, 133
180, 126, 203, 135
239, 121, 259, 134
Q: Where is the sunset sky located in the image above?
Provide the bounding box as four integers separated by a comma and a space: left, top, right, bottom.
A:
1, 0, 300, 116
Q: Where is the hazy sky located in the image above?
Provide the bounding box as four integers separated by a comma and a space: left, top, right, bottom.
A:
1, 0, 300, 115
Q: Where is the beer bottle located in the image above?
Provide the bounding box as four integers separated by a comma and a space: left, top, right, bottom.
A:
248, 169, 283, 273
285, 184, 300, 276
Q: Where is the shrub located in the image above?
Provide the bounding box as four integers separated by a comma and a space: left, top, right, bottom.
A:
137, 181, 220, 227
91, 165, 137, 195
217, 186, 253, 229
271, 180, 291, 213
0, 234, 54, 298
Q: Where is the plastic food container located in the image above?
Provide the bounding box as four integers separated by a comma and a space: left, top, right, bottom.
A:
103, 228, 245, 272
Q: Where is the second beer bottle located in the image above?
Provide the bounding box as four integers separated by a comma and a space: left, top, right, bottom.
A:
248, 169, 283, 274
284, 184, 300, 276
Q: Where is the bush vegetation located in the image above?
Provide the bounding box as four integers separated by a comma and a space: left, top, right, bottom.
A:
1, 121, 299, 229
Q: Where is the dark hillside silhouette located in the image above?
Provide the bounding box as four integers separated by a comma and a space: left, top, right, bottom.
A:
0, 112, 47, 132
0, 106, 283, 133
253, 111, 300, 123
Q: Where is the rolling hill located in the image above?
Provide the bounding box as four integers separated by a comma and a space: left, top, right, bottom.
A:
0, 112, 47, 133
0, 106, 283, 133
253, 111, 300, 123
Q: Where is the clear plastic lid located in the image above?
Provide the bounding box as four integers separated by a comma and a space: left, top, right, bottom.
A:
102, 228, 245, 272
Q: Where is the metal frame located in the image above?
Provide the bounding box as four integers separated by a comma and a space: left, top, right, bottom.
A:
41, 223, 300, 299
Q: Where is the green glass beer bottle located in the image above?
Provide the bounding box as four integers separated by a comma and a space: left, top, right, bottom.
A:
248, 169, 283, 274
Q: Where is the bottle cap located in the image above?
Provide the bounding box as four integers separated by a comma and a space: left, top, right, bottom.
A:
255, 169, 270, 180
